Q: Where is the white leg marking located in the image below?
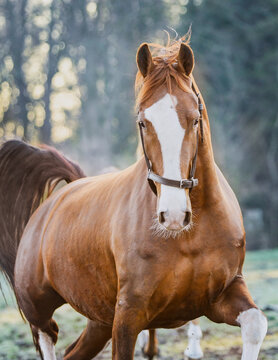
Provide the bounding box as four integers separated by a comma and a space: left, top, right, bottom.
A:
184, 321, 203, 359
237, 308, 267, 360
39, 330, 57, 360
137, 330, 149, 349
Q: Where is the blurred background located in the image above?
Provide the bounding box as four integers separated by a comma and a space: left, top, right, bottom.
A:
0, 0, 278, 359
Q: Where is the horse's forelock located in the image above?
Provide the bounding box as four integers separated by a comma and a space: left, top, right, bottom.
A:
135, 33, 192, 111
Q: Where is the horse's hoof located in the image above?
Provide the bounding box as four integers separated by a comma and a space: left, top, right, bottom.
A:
141, 347, 160, 359
184, 346, 203, 359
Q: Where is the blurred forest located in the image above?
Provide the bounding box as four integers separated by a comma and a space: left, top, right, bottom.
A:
0, 0, 277, 249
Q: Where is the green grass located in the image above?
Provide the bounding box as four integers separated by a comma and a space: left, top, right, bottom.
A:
244, 249, 278, 306
0, 249, 278, 359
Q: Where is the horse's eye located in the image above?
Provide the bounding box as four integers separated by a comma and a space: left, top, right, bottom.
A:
139, 120, 146, 129
193, 118, 199, 126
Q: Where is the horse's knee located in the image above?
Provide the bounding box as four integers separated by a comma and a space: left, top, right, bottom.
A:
237, 308, 267, 345
112, 302, 148, 359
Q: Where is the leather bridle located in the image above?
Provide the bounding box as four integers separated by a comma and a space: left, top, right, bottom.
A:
137, 85, 204, 196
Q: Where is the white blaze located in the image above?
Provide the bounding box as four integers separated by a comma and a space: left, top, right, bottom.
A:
144, 93, 187, 217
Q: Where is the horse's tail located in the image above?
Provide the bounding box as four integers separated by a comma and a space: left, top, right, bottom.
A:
0, 140, 85, 289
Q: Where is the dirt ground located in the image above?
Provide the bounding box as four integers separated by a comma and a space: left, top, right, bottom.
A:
0, 249, 278, 359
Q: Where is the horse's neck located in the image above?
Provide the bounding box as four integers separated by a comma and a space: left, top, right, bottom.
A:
190, 78, 221, 207
194, 136, 219, 208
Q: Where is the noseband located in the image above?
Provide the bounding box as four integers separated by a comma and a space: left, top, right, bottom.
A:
137, 85, 204, 196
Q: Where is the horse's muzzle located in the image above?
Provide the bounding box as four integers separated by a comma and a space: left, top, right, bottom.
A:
159, 210, 192, 231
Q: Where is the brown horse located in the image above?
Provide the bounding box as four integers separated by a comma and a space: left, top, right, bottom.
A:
0, 37, 267, 360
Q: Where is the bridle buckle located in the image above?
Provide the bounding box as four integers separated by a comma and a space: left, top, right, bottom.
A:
191, 178, 198, 187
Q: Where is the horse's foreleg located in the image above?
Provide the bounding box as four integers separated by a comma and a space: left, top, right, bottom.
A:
184, 319, 203, 359
206, 276, 267, 360
112, 301, 147, 360
63, 320, 112, 360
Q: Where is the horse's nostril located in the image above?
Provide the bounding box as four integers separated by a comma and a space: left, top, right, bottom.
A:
159, 211, 166, 224
184, 211, 191, 226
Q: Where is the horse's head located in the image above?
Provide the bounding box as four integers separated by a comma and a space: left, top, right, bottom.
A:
136, 40, 200, 234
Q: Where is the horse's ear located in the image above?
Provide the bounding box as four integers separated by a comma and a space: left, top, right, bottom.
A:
136, 43, 154, 77
178, 43, 194, 76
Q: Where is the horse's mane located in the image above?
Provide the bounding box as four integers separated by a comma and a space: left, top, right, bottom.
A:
135, 31, 192, 110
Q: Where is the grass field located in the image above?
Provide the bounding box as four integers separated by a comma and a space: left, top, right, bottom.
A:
0, 249, 278, 359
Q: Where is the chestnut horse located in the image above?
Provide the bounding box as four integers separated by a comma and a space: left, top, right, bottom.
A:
0, 37, 267, 360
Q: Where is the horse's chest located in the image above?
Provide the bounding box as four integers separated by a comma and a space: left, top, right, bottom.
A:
181, 259, 233, 299
146, 250, 240, 323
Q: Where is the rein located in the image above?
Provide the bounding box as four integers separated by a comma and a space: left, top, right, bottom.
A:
137, 85, 204, 196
